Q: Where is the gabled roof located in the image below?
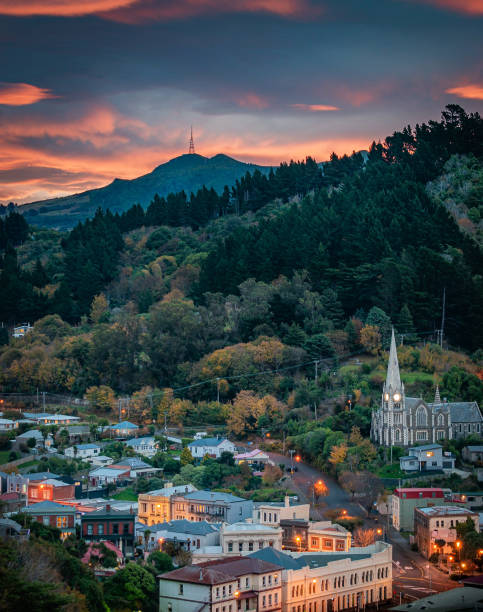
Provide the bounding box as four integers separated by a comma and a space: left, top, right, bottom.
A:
248, 547, 302, 569
188, 437, 232, 448
145, 484, 197, 497
139, 519, 219, 536
110, 421, 139, 429
465, 445, 483, 452
26, 472, 61, 480
409, 443, 442, 452
126, 436, 155, 446
112, 457, 151, 468
182, 490, 247, 503
67, 443, 100, 450
160, 556, 282, 584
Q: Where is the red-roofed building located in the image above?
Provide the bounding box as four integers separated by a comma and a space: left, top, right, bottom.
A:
159, 556, 282, 612
28, 479, 75, 504
392, 487, 455, 532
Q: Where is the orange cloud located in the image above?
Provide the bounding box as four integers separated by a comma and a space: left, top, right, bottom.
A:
100, 0, 318, 22
446, 84, 483, 100
292, 104, 340, 111
407, 0, 483, 15
0, 0, 136, 16
235, 93, 270, 110
0, 83, 56, 106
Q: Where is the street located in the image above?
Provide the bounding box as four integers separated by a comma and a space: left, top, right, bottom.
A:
268, 451, 463, 604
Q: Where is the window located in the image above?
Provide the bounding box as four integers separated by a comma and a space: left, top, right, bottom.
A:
238, 542, 243, 552
179, 584, 183, 595
43, 516, 50, 526
416, 406, 427, 426
228, 541, 233, 552
262, 576, 266, 587
87, 524, 93, 535
248, 541, 254, 551
395, 429, 400, 442
416, 431, 428, 441
56, 516, 67, 528
245, 578, 249, 588
123, 523, 129, 534
437, 414, 444, 426
216, 587, 220, 598
311, 538, 319, 547
113, 524, 119, 535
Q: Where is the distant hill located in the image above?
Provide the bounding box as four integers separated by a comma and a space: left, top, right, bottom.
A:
19, 153, 270, 230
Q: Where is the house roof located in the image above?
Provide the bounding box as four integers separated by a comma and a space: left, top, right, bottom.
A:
139, 519, 219, 536
68, 443, 100, 450
0, 418, 16, 424
160, 556, 282, 584
126, 436, 155, 447
24, 500, 75, 513
36, 478, 70, 487
110, 421, 139, 430
429, 401, 482, 423
182, 490, 247, 503
465, 446, 483, 452
16, 429, 43, 439
111, 457, 151, 468
248, 548, 302, 570
391, 586, 483, 611
144, 484, 197, 497
26, 472, 61, 480
89, 467, 128, 476
409, 444, 442, 452
223, 521, 280, 533
188, 437, 232, 448
416, 505, 477, 517
234, 449, 268, 460
82, 506, 135, 519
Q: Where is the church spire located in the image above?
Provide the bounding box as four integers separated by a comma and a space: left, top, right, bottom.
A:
385, 327, 401, 392
434, 384, 441, 404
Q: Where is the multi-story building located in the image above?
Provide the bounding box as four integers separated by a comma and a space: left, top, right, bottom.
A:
65, 443, 101, 459
254, 497, 310, 527
159, 556, 283, 612
24, 499, 76, 539
414, 505, 479, 559
250, 541, 392, 612
23, 412, 80, 426
399, 444, 455, 472
371, 329, 483, 447
81, 504, 135, 556
138, 484, 197, 525
462, 445, 483, 464
0, 418, 18, 431
393, 487, 446, 531
221, 521, 283, 554
171, 490, 253, 523
188, 437, 236, 459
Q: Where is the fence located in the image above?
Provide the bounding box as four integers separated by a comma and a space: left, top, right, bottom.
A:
0, 392, 89, 408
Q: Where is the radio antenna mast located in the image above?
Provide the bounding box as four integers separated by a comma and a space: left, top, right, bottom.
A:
188, 126, 195, 154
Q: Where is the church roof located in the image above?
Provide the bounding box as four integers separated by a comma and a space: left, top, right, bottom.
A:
428, 401, 482, 423
385, 328, 401, 391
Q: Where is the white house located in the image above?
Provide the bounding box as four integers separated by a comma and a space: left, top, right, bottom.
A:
234, 448, 270, 466
65, 443, 101, 459
0, 418, 18, 431
89, 466, 130, 486
399, 443, 455, 472
188, 437, 236, 459
253, 496, 310, 526
16, 429, 54, 449
109, 421, 139, 437
89, 455, 114, 467
221, 521, 283, 555
125, 436, 158, 457
136, 519, 220, 553
23, 412, 80, 425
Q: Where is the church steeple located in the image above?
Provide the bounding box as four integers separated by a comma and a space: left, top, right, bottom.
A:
385, 327, 401, 392
434, 384, 441, 404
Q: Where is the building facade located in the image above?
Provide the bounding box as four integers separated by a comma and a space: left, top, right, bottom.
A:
399, 444, 455, 472
171, 490, 253, 524
371, 329, 483, 447
221, 521, 283, 554
24, 500, 76, 539
65, 443, 101, 459
159, 556, 283, 612
138, 484, 197, 525
125, 436, 158, 457
28, 478, 75, 503
254, 497, 310, 527
414, 506, 479, 559
188, 437, 237, 459
81, 505, 135, 555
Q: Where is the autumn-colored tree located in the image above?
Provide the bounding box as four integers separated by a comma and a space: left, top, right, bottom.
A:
328, 443, 347, 467
227, 390, 265, 436
180, 446, 194, 466
89, 293, 109, 324
353, 527, 376, 547
262, 463, 283, 486
349, 426, 363, 446
85, 385, 116, 412
360, 325, 382, 355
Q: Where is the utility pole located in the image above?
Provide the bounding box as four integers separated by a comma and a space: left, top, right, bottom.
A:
314, 360, 318, 382
216, 377, 220, 405
42, 391, 46, 411
163, 410, 168, 435
440, 287, 446, 348
118, 398, 122, 422
289, 449, 295, 474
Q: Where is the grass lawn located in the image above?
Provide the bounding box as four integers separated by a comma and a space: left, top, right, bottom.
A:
401, 371, 435, 384
0, 450, 11, 465
378, 463, 406, 478
112, 487, 138, 501
19, 460, 40, 470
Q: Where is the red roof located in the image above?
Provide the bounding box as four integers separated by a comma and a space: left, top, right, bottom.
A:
160, 556, 282, 584
395, 488, 444, 499
0, 492, 22, 501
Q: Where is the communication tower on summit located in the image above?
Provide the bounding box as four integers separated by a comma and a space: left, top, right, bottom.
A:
188, 126, 195, 154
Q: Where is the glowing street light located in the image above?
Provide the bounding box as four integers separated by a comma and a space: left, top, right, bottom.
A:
295, 455, 301, 462
296, 536, 302, 552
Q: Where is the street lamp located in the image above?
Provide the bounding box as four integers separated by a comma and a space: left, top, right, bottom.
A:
456, 540, 462, 562
296, 536, 301, 552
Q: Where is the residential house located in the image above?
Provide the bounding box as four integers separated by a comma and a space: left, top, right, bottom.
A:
110, 457, 162, 478
393, 488, 451, 531
0, 418, 17, 431
28, 478, 75, 503
188, 437, 236, 459
13, 323, 33, 338
65, 443, 101, 459
254, 496, 310, 527
462, 445, 483, 464
194, 432, 208, 440
23, 412, 80, 425
171, 490, 253, 524
125, 436, 158, 457
0, 517, 29, 539
138, 484, 197, 525
89, 455, 114, 467
16, 429, 54, 449
399, 444, 455, 472
89, 466, 130, 487
62, 425, 90, 442
456, 492, 483, 511
414, 505, 479, 559
23, 500, 76, 539
159, 556, 283, 612
221, 521, 283, 555
307, 522, 352, 553
136, 519, 220, 553
109, 421, 139, 437
249, 541, 392, 612
81, 504, 135, 556
234, 448, 270, 467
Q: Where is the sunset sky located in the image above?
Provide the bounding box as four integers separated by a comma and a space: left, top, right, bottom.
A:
0, 0, 482, 204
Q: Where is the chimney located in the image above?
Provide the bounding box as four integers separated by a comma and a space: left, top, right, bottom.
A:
284, 496, 289, 508
106, 504, 111, 512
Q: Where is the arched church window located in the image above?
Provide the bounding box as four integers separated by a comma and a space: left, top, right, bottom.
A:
437, 413, 444, 426
416, 406, 427, 427
395, 430, 400, 442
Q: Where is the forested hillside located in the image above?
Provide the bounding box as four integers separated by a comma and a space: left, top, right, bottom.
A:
0, 105, 482, 406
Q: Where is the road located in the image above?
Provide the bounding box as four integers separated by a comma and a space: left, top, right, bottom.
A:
268, 451, 462, 604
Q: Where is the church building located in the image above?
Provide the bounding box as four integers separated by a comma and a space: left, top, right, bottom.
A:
371, 329, 483, 447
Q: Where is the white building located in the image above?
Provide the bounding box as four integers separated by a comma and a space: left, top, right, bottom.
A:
65, 443, 101, 459
23, 412, 80, 426
16, 429, 54, 448
89, 455, 114, 467
399, 444, 455, 472
221, 521, 283, 554
188, 437, 236, 459
307, 522, 352, 553
254, 496, 310, 526
89, 466, 130, 486
250, 541, 393, 612
0, 418, 18, 431
13, 323, 33, 338
125, 436, 158, 457
136, 519, 220, 553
